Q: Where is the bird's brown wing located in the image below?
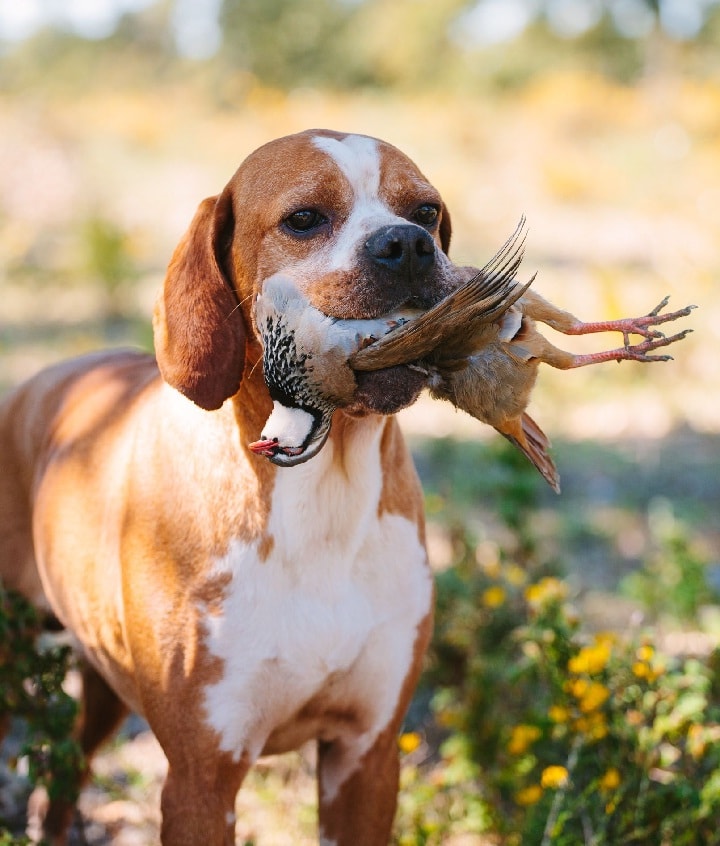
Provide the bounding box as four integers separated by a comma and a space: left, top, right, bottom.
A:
349, 217, 535, 372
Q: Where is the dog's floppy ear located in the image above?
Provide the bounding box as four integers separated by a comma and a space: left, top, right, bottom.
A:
154, 190, 245, 410
439, 202, 452, 255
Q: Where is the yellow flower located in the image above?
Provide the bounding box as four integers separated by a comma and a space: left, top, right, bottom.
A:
636, 644, 654, 662
515, 784, 543, 805
566, 677, 589, 698
508, 724, 541, 755
568, 641, 612, 675
504, 563, 527, 586
578, 682, 610, 713
588, 713, 608, 740
548, 705, 570, 724
600, 768, 621, 791
632, 661, 650, 679
573, 716, 589, 734
688, 724, 707, 760
524, 577, 567, 608
482, 585, 506, 608
398, 732, 421, 754
541, 765, 569, 789
575, 710, 607, 739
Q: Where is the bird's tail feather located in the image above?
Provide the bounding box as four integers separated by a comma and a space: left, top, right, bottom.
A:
502, 412, 561, 493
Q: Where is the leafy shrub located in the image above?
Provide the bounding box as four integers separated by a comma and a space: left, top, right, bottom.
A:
621, 497, 720, 622
395, 445, 720, 845
0, 586, 84, 842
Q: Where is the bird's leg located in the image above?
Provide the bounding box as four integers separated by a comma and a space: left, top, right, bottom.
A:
558, 297, 696, 346
526, 322, 693, 370
523, 290, 696, 345
561, 327, 693, 368
521, 291, 695, 368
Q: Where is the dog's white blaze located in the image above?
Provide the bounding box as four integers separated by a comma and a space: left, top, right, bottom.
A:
313, 134, 408, 271
313, 134, 381, 197
201, 419, 432, 789
262, 401, 314, 448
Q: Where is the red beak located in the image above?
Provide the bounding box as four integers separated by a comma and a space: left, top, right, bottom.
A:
248, 439, 279, 457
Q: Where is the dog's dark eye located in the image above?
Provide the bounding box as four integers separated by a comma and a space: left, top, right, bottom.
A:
284, 209, 327, 234
413, 204, 439, 226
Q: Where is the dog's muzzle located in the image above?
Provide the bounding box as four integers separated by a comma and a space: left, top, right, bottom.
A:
364, 224, 439, 308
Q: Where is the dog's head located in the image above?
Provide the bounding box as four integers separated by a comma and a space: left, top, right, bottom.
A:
153, 129, 456, 413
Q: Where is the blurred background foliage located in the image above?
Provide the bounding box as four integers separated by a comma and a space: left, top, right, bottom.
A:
1, 1, 720, 843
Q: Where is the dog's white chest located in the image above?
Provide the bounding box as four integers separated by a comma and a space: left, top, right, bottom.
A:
200, 430, 432, 763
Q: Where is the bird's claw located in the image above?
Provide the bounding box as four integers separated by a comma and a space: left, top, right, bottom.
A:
619, 298, 697, 347
568, 297, 695, 348
618, 328, 693, 362
570, 325, 693, 368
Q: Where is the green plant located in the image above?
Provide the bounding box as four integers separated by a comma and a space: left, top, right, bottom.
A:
398, 534, 720, 844
0, 586, 84, 840
621, 497, 719, 622
395, 444, 720, 845
81, 214, 139, 319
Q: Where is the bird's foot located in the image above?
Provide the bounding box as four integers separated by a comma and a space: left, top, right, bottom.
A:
569, 326, 693, 367
567, 297, 696, 346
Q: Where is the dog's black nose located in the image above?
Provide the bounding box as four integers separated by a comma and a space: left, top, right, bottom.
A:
365, 225, 435, 279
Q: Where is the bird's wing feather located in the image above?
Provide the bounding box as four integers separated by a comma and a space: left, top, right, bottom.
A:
349, 217, 534, 372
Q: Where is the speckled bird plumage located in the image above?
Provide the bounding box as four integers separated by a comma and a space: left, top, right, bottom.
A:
251, 275, 417, 465
250, 223, 533, 466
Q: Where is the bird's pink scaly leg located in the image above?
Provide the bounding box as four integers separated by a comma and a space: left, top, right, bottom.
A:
560, 297, 695, 367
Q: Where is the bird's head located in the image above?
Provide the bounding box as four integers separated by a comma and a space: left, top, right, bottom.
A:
248, 400, 332, 466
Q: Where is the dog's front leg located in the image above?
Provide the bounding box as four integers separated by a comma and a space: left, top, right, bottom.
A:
159, 751, 249, 846
317, 729, 401, 846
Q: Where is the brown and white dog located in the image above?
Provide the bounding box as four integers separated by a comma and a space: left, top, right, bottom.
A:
0, 130, 464, 845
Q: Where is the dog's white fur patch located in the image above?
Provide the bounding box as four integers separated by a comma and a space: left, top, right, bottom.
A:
313, 134, 381, 197
201, 418, 432, 796
312, 134, 408, 272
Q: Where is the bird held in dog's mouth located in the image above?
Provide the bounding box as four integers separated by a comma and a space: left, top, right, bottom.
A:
248, 222, 530, 467
250, 219, 695, 479
249, 274, 418, 466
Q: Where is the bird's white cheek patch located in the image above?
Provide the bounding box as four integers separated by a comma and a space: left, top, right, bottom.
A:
262, 402, 314, 448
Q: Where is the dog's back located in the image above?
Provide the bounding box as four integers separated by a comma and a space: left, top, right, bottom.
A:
0, 350, 155, 603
